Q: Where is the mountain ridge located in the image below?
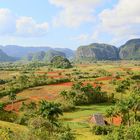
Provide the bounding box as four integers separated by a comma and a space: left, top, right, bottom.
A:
0, 45, 75, 59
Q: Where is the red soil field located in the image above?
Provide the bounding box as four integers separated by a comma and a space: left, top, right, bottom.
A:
49, 82, 73, 86
4, 81, 103, 112
47, 71, 65, 74
4, 99, 30, 112
48, 75, 65, 79
5, 93, 58, 112
120, 67, 132, 71
131, 67, 140, 71
95, 76, 113, 81
95, 76, 122, 81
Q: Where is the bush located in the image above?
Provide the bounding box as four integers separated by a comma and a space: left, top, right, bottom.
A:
0, 110, 17, 122
0, 128, 15, 140
60, 83, 109, 106
58, 130, 75, 140
51, 56, 72, 69
92, 125, 113, 135
104, 124, 140, 140
61, 102, 75, 112
56, 126, 75, 140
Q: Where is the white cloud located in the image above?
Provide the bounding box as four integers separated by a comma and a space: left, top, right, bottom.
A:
99, 0, 140, 41
16, 17, 49, 37
0, 8, 49, 37
49, 0, 102, 27
0, 9, 16, 35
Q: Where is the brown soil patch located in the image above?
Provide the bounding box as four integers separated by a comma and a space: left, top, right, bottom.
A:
49, 82, 73, 86
4, 99, 30, 112
95, 76, 113, 81
48, 75, 65, 79
47, 71, 65, 74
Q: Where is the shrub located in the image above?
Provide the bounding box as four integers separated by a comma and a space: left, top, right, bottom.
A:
92, 125, 113, 135
61, 102, 75, 112
0, 110, 17, 122
104, 124, 140, 140
0, 128, 15, 140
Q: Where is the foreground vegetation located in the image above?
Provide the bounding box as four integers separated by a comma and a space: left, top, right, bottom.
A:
0, 60, 140, 140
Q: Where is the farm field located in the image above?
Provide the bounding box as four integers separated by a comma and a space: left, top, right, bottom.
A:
0, 61, 140, 140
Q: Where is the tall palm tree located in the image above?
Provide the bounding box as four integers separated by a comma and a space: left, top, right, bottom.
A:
9, 92, 16, 111
60, 90, 68, 99
72, 82, 83, 91
39, 100, 63, 132
117, 100, 132, 126
129, 94, 140, 123
115, 79, 130, 100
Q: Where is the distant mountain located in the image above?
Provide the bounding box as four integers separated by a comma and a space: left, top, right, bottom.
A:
1, 38, 140, 62
0, 49, 16, 62
25, 51, 46, 61
119, 39, 140, 60
25, 50, 66, 62
0, 45, 75, 59
76, 43, 119, 61
0, 45, 51, 59
54, 48, 75, 59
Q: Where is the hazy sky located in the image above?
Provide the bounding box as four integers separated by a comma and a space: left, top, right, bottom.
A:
0, 0, 140, 49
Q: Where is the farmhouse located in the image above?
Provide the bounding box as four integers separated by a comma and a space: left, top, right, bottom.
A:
90, 113, 105, 126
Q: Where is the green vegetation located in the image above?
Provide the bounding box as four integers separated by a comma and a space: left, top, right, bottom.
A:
51, 56, 72, 68
60, 82, 109, 106
0, 60, 140, 140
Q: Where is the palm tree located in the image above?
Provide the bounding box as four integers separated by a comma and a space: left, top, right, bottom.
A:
117, 100, 132, 126
18, 74, 29, 88
115, 79, 130, 100
106, 107, 116, 124
60, 90, 68, 99
39, 100, 63, 132
129, 94, 140, 123
72, 82, 83, 91
0, 103, 4, 111
9, 92, 16, 111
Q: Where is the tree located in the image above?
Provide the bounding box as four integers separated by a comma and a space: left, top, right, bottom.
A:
115, 79, 130, 100
0, 103, 4, 111
129, 94, 140, 123
8, 92, 16, 111
39, 100, 63, 132
106, 107, 116, 124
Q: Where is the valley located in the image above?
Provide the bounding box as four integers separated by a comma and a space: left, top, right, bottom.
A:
0, 60, 140, 140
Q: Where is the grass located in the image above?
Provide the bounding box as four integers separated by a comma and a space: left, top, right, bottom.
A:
0, 120, 29, 136
62, 104, 113, 120
0, 71, 19, 80
61, 103, 113, 140
76, 128, 102, 140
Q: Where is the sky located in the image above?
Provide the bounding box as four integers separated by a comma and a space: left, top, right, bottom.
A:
0, 0, 140, 49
